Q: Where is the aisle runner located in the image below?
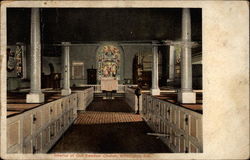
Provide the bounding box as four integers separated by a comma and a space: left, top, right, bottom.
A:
75, 111, 143, 125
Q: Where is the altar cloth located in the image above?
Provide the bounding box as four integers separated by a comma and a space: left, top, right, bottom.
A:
101, 78, 118, 91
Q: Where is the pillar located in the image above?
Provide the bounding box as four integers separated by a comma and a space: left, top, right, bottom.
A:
178, 8, 196, 103
151, 42, 160, 95
167, 45, 175, 82
26, 8, 44, 103
61, 42, 71, 96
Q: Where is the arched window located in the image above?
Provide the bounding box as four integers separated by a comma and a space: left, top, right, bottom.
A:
97, 44, 121, 80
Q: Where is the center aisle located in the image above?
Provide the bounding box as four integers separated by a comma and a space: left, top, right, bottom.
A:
49, 97, 172, 153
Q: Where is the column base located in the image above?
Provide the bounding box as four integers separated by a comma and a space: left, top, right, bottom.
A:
178, 90, 196, 104
26, 93, 45, 103
61, 88, 71, 96
151, 88, 161, 95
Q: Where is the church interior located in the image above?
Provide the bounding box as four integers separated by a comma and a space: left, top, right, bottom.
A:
5, 8, 203, 154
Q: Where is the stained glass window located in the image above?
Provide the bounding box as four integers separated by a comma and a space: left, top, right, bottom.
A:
97, 44, 121, 80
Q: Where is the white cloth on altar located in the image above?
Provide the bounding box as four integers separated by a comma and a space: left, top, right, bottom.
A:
101, 77, 118, 91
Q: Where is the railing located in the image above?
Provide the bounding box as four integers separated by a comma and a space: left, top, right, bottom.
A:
79, 84, 137, 93
79, 85, 102, 93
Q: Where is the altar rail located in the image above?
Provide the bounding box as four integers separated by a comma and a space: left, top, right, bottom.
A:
142, 94, 203, 153
79, 84, 137, 93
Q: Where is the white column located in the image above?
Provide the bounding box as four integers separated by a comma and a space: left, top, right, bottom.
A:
61, 42, 71, 96
167, 45, 175, 82
26, 8, 44, 103
178, 8, 196, 103
151, 42, 160, 95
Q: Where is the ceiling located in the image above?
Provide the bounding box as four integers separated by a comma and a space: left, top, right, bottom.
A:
7, 8, 202, 44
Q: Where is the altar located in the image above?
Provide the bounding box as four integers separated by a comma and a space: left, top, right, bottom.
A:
101, 77, 118, 99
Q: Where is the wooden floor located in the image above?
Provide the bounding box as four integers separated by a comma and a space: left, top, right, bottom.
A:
49, 97, 172, 153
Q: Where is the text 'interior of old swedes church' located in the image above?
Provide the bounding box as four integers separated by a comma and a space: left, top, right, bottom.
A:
6, 8, 202, 154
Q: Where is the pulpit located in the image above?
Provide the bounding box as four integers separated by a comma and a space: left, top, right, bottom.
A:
100, 77, 118, 99
87, 69, 97, 84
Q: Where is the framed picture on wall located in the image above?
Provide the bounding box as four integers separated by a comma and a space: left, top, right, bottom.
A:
15, 42, 27, 79
7, 48, 15, 72
72, 62, 84, 80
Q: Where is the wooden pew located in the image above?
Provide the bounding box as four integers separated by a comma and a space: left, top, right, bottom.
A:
141, 93, 203, 153
6, 87, 94, 153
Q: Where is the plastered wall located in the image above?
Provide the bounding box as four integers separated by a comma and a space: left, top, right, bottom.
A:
69, 44, 153, 86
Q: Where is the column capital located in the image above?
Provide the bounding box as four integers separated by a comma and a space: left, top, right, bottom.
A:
61, 42, 71, 46
164, 40, 200, 48
16, 42, 25, 46
152, 40, 160, 45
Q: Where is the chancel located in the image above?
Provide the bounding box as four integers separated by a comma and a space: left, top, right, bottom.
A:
6, 8, 202, 153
